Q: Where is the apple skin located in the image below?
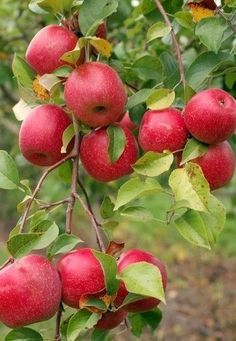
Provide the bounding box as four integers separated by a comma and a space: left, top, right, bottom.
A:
187, 141, 235, 190
118, 111, 138, 131
183, 88, 236, 144
80, 126, 139, 182
96, 22, 107, 39
25, 25, 78, 75
96, 309, 127, 330
64, 62, 127, 128
19, 104, 73, 167
138, 108, 188, 153
0, 255, 61, 328
57, 248, 105, 309
115, 249, 167, 313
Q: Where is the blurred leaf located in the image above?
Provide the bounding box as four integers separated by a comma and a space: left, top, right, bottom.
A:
133, 55, 163, 81
127, 89, 154, 110
91, 329, 110, 341
146, 89, 175, 110
47, 234, 83, 258
128, 313, 146, 337
0, 151, 20, 190
141, 308, 162, 331
133, 151, 173, 177
107, 125, 126, 163
180, 138, 208, 165
175, 11, 194, 29
120, 206, 154, 222
12, 99, 32, 121
90, 37, 112, 57
32, 0, 74, 14
12, 55, 35, 89
67, 310, 101, 341
61, 123, 75, 154
128, 308, 162, 337
100, 196, 115, 219
147, 22, 171, 43
5, 327, 43, 341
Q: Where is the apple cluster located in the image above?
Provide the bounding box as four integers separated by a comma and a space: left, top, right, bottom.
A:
0, 248, 167, 330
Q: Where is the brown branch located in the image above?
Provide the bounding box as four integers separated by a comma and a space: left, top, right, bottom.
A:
73, 192, 106, 252
54, 307, 63, 341
0, 257, 14, 271
217, 9, 236, 34
154, 0, 186, 88
39, 198, 70, 210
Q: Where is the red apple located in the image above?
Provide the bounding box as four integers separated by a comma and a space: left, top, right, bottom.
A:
26, 25, 78, 75
183, 88, 236, 144
190, 141, 235, 190
19, 104, 73, 167
57, 248, 105, 309
118, 111, 138, 131
115, 249, 167, 313
0, 255, 61, 328
96, 309, 127, 330
64, 62, 127, 128
80, 126, 139, 182
96, 22, 107, 39
138, 108, 188, 153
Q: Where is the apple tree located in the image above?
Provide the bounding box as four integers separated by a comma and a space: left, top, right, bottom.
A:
0, 0, 236, 340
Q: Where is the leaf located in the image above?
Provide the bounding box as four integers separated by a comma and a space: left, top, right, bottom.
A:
0, 151, 20, 190
114, 177, 162, 210
120, 206, 155, 222
147, 22, 171, 43
175, 11, 194, 29
79, 295, 108, 312
133, 55, 163, 82
61, 124, 75, 153
29, 211, 49, 229
93, 250, 119, 296
128, 313, 147, 337
67, 310, 101, 341
12, 99, 32, 121
133, 151, 174, 177
91, 329, 110, 341
127, 89, 154, 110
118, 262, 166, 303
180, 138, 208, 165
107, 126, 126, 163
5, 327, 43, 341
141, 308, 162, 331
106, 241, 124, 257
79, 0, 118, 36
12, 55, 35, 89
38, 74, 61, 93
195, 17, 228, 53
169, 162, 210, 212
47, 234, 83, 258
100, 196, 115, 219
146, 88, 175, 110
89, 37, 112, 58
60, 42, 81, 65
128, 309, 162, 337
34, 0, 74, 14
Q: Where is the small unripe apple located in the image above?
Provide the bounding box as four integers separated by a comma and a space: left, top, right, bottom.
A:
80, 126, 139, 182
183, 88, 236, 144
57, 248, 105, 308
64, 62, 127, 127
118, 111, 138, 131
115, 249, 167, 313
190, 141, 235, 190
26, 25, 78, 75
96, 309, 127, 330
0, 255, 61, 328
139, 108, 188, 153
19, 104, 73, 167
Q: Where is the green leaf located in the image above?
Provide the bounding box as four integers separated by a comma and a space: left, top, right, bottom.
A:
114, 177, 162, 210
141, 308, 162, 331
91, 329, 110, 341
33, 0, 74, 14
225, 0, 236, 7
0, 151, 20, 190
107, 126, 126, 163
147, 22, 171, 43
128, 308, 162, 337
133, 151, 174, 177
169, 162, 210, 212
60, 42, 81, 65
79, 0, 118, 36
67, 310, 101, 341
47, 234, 83, 258
5, 327, 43, 341
174, 11, 194, 29
100, 196, 115, 219
89, 37, 112, 58
30, 221, 59, 249
195, 17, 228, 53
127, 89, 154, 110
180, 138, 208, 165
12, 55, 35, 89
128, 313, 147, 337
118, 262, 165, 303
38, 74, 61, 93
93, 250, 119, 296
120, 206, 155, 222
29, 211, 49, 229
133, 55, 163, 82
57, 160, 72, 184
146, 88, 175, 110
61, 124, 75, 153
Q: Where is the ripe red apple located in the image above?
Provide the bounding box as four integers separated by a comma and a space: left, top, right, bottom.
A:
57, 248, 105, 308
80, 126, 139, 182
189, 141, 235, 190
115, 249, 167, 313
118, 111, 138, 131
183, 88, 236, 144
26, 25, 78, 75
0, 255, 61, 328
64, 62, 127, 128
96, 22, 107, 39
138, 108, 188, 153
19, 104, 73, 167
96, 309, 127, 330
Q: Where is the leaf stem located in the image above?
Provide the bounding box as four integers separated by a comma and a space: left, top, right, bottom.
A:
0, 257, 14, 271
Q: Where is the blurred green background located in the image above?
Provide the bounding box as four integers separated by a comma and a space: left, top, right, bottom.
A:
0, 0, 236, 340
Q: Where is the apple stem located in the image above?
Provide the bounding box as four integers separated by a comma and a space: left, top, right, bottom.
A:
0, 257, 14, 271
154, 0, 186, 88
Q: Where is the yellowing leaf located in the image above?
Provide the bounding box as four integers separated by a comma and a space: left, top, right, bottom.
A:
188, 3, 215, 22
146, 88, 175, 110
90, 37, 112, 58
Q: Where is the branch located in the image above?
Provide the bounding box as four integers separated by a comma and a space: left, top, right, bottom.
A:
217, 9, 236, 34
154, 0, 186, 88
39, 198, 70, 210
0, 257, 14, 271
54, 307, 63, 341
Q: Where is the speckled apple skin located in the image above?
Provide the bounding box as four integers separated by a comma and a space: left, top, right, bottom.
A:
96, 309, 128, 330
26, 25, 78, 75
57, 248, 105, 309
19, 104, 72, 167
191, 141, 235, 190
115, 249, 167, 313
183, 89, 236, 144
0, 255, 61, 328
139, 108, 188, 153
64, 62, 127, 127
80, 126, 139, 182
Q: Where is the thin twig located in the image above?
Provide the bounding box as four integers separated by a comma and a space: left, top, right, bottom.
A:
154, 0, 186, 88
39, 198, 70, 210
0, 257, 14, 271
125, 82, 139, 92
217, 9, 236, 34
73, 192, 106, 252
54, 308, 63, 341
